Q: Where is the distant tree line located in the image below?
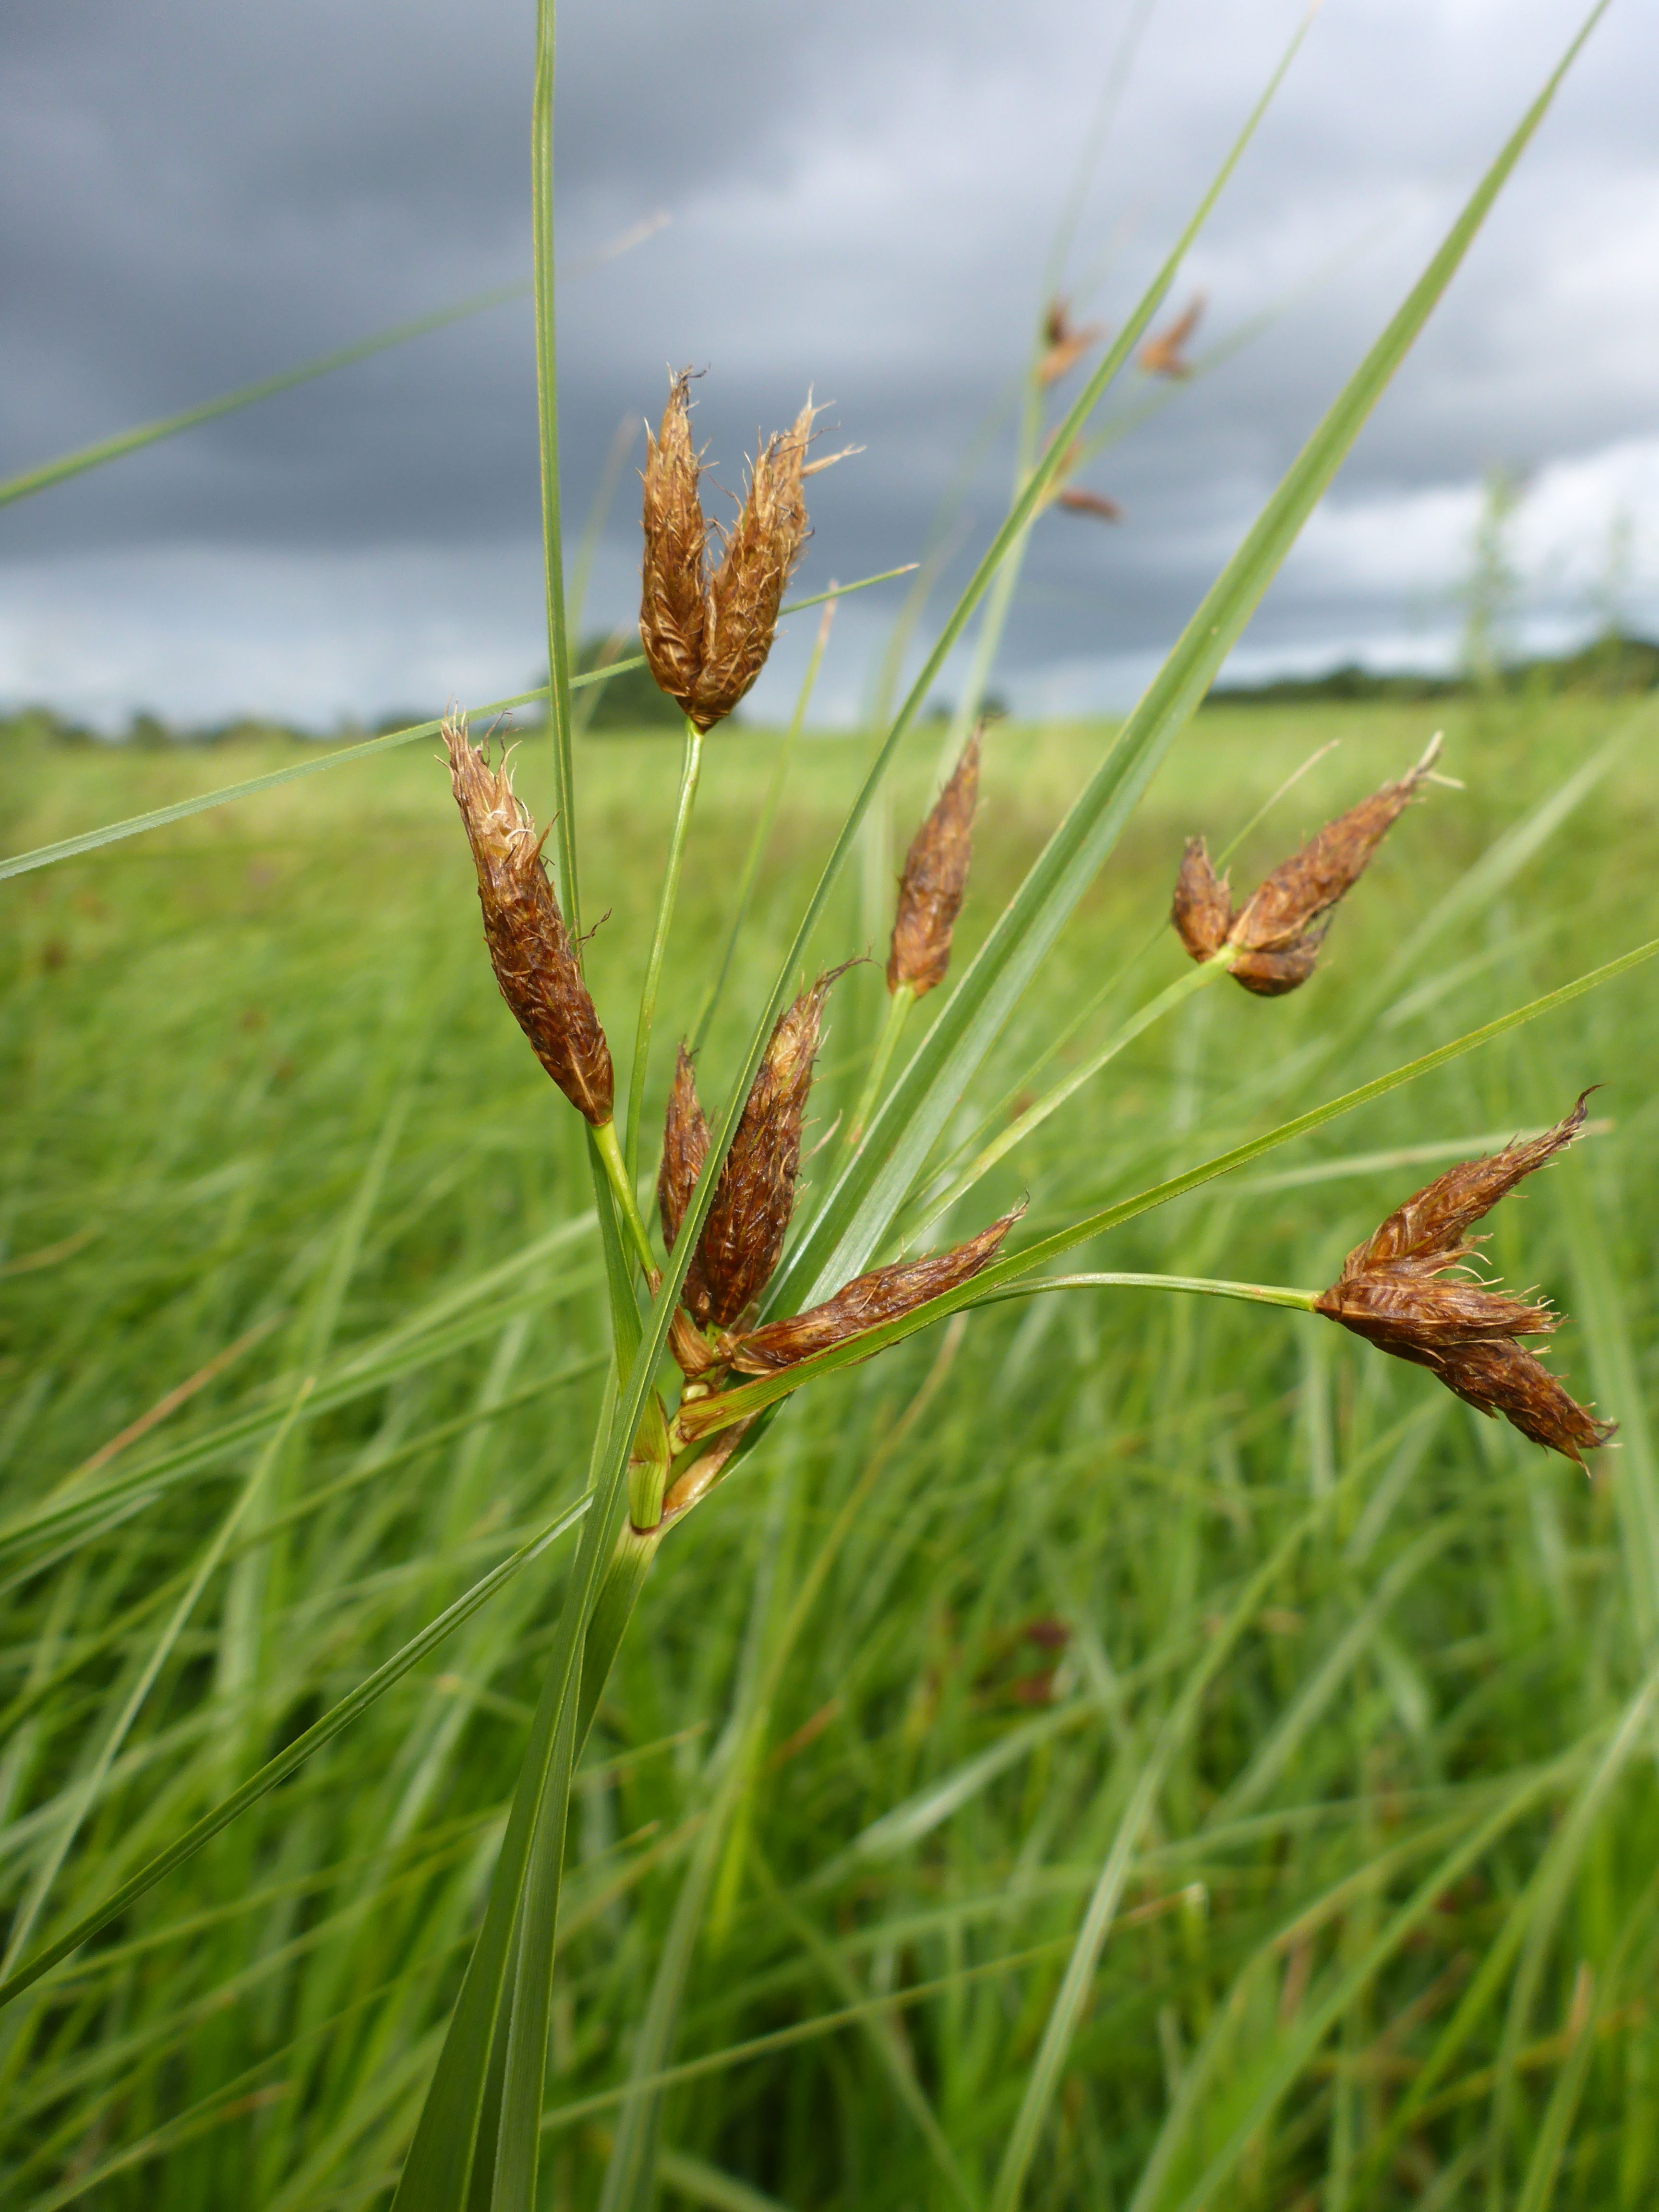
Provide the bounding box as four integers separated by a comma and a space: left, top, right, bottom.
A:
1208, 630, 1659, 707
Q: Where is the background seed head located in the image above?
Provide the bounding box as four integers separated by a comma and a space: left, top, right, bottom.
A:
888, 729, 981, 998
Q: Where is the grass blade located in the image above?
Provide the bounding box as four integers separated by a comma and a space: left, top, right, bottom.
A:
0, 1494, 591, 2009
770, 0, 1612, 1317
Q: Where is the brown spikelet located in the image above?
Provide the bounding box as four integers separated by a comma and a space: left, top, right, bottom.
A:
639, 369, 709, 718
443, 716, 613, 1125
682, 967, 848, 1329
888, 731, 981, 998
725, 1208, 1022, 1375
1054, 486, 1122, 522
1170, 738, 1444, 996
1314, 1095, 1615, 1463
637, 375, 854, 733
1139, 293, 1204, 378
658, 1044, 710, 1250
1037, 298, 1105, 387
1038, 437, 1120, 523
690, 399, 856, 731
1170, 837, 1233, 961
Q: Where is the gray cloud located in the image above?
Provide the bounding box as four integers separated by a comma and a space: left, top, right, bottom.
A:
2, 0, 1657, 726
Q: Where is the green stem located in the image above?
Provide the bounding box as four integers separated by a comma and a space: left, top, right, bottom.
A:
971, 1272, 1319, 1313
591, 1119, 658, 1283
692, 593, 839, 1053
910, 949, 1235, 1235
625, 719, 706, 1178
845, 984, 915, 1149
530, 1, 577, 934
672, 1267, 1317, 1449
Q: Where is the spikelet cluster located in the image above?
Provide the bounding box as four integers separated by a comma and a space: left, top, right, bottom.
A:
639, 371, 851, 733
1172, 737, 1443, 995
660, 968, 1014, 1399
1315, 1095, 1614, 1464
1037, 298, 1104, 387
888, 731, 981, 998
443, 717, 613, 1125
1139, 294, 1204, 378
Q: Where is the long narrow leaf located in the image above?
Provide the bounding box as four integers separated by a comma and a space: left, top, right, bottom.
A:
770, 0, 1611, 1317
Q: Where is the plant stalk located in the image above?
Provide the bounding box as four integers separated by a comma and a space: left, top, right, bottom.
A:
911, 947, 1237, 1235
591, 1119, 659, 1285
626, 719, 706, 1179
845, 984, 915, 1149
693, 594, 839, 1053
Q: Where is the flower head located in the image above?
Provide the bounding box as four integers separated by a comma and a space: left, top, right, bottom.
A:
1171, 736, 1445, 995
724, 1209, 1021, 1376
638, 373, 854, 733
443, 716, 613, 1125
1139, 294, 1204, 378
1314, 1095, 1614, 1463
1037, 298, 1104, 387
676, 968, 849, 1331
888, 730, 981, 999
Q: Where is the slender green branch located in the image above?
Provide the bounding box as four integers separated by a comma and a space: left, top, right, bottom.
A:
591, 1119, 658, 1284
845, 985, 915, 1150
693, 595, 839, 1053
911, 950, 1235, 1234
674, 922, 1659, 1448
625, 721, 706, 1180
970, 1272, 1319, 1313
530, 15, 577, 935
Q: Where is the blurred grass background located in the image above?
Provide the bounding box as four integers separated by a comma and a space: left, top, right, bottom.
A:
2, 693, 1658, 2208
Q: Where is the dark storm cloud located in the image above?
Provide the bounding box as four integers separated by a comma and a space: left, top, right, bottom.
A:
2, 0, 1657, 722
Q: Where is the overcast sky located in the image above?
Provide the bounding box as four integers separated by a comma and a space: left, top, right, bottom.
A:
2, 0, 1657, 731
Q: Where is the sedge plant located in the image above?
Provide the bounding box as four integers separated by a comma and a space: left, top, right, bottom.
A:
2, 2, 1654, 2209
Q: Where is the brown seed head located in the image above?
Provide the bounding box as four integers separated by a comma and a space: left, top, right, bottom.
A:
1038, 437, 1121, 523
888, 730, 981, 998
637, 376, 855, 735
657, 1043, 709, 1250
682, 966, 848, 1329
1314, 1095, 1614, 1463
639, 369, 709, 718
1054, 486, 1123, 522
1139, 293, 1205, 378
443, 716, 613, 1125
1170, 738, 1443, 996
1037, 298, 1105, 387
725, 1207, 1022, 1375
690, 397, 857, 731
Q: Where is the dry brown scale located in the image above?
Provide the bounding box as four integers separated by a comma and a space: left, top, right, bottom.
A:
888, 730, 981, 998
442, 716, 613, 1125
1314, 1094, 1614, 1464
1171, 736, 1444, 996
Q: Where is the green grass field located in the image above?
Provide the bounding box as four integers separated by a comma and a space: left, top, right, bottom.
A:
3, 691, 1659, 2209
